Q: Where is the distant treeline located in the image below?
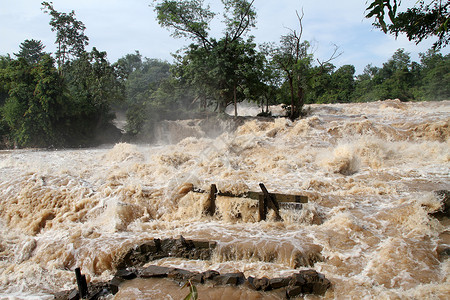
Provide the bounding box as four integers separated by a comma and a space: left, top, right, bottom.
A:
0, 1, 449, 148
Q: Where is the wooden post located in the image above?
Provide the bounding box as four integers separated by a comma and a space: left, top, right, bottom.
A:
258, 194, 267, 221
75, 267, 88, 299
259, 183, 283, 221
204, 184, 217, 216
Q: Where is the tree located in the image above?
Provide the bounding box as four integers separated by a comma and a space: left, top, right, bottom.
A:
153, 0, 259, 114
365, 0, 449, 49
114, 54, 174, 135
64, 48, 125, 135
41, 1, 89, 68
264, 11, 311, 119
266, 11, 341, 118
1, 55, 66, 147
417, 49, 450, 100
14, 39, 47, 64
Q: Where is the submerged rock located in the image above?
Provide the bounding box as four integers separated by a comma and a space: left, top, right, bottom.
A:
430, 190, 450, 218
212, 272, 246, 286
139, 265, 174, 278
287, 269, 331, 297
117, 236, 216, 269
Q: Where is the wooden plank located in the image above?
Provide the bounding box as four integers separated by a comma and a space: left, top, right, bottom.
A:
192, 188, 308, 204
246, 191, 308, 203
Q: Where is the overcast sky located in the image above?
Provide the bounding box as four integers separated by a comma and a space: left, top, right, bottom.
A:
1, 0, 448, 74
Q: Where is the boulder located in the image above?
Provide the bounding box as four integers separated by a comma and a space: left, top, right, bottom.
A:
246, 276, 271, 291
139, 265, 174, 278
213, 272, 246, 286
430, 190, 450, 218
167, 268, 196, 281
110, 276, 125, 295
287, 269, 331, 297
269, 277, 291, 289
117, 237, 216, 269
286, 285, 303, 298
115, 268, 137, 280
189, 272, 205, 284
201, 270, 220, 280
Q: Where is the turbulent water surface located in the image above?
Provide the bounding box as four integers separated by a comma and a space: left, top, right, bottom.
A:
0, 100, 449, 299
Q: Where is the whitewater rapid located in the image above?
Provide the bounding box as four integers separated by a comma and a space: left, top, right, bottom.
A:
0, 100, 449, 299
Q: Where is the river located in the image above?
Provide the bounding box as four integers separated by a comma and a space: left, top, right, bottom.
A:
0, 99, 449, 299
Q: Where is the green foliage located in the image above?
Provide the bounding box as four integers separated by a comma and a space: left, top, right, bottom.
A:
174, 37, 265, 114
1, 55, 65, 147
154, 0, 215, 46
182, 280, 198, 300
417, 49, 450, 100
153, 0, 259, 114
114, 53, 179, 135
365, 0, 449, 49
14, 39, 47, 64
352, 48, 449, 102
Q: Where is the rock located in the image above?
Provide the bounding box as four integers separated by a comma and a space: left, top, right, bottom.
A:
254, 277, 271, 291
53, 264, 331, 298
67, 289, 79, 300
189, 273, 204, 284
288, 269, 331, 296
269, 277, 291, 289
115, 268, 137, 280
430, 190, 450, 218
438, 247, 450, 260
246, 277, 271, 291
117, 240, 160, 268
167, 268, 196, 281
201, 270, 220, 280
139, 265, 175, 278
213, 272, 245, 286
110, 276, 125, 295
246, 276, 256, 290
87, 283, 110, 300
286, 285, 303, 298
117, 237, 216, 269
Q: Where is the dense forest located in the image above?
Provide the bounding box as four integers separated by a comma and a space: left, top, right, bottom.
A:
0, 0, 449, 148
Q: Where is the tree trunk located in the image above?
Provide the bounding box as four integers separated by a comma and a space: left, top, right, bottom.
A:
288, 75, 295, 119
234, 84, 238, 117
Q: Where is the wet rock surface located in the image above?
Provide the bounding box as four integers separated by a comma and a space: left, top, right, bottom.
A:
53, 237, 331, 299
430, 190, 450, 218
54, 268, 331, 299
117, 236, 216, 269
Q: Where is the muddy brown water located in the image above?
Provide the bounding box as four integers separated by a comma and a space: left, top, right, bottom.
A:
0, 100, 449, 299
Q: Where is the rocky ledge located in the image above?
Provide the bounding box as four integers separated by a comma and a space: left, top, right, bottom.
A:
54, 236, 331, 299
117, 235, 216, 269
55, 266, 331, 299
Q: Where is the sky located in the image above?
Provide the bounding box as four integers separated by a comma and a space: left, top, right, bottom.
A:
1, 0, 448, 74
